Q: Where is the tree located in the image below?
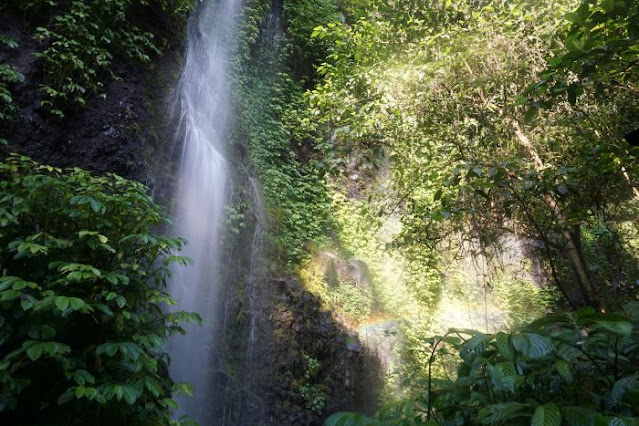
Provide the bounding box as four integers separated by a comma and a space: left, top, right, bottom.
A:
308, 0, 639, 310
528, 0, 639, 202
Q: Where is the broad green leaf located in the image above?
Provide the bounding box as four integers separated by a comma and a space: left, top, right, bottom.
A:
58, 389, 74, 405
532, 403, 561, 426
20, 297, 34, 311
172, 382, 194, 397
94, 393, 106, 404
83, 387, 97, 399
512, 333, 553, 359
55, 296, 70, 311
460, 333, 490, 363
75, 386, 85, 398
0, 276, 19, 292
478, 402, 531, 424
1, 290, 21, 301
73, 369, 95, 386
495, 332, 515, 360
562, 406, 595, 426
595, 321, 633, 336
487, 362, 517, 393
608, 374, 639, 409
325, 412, 380, 426
116, 295, 127, 308
121, 384, 140, 405
69, 297, 86, 311
26, 343, 44, 361
112, 385, 124, 401
603, 417, 639, 426
160, 398, 179, 410
554, 360, 573, 383
145, 377, 163, 397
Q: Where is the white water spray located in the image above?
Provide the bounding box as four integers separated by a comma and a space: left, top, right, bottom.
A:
169, 0, 242, 423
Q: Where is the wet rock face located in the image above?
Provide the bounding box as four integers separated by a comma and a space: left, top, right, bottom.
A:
250, 276, 381, 425
203, 147, 383, 425
8, 68, 148, 179
0, 12, 180, 185
321, 251, 373, 289
212, 253, 382, 425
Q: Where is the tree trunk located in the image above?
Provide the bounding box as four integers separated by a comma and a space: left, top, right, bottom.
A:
621, 166, 639, 201
511, 121, 606, 311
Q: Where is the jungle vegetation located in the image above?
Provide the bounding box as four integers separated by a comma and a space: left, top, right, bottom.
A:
0, 0, 638, 424
308, 0, 639, 424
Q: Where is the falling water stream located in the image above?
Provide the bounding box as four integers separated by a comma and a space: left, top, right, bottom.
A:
168, 0, 243, 423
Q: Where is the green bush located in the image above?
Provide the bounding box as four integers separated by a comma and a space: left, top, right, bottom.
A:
328, 303, 639, 425
0, 155, 198, 425
298, 353, 327, 414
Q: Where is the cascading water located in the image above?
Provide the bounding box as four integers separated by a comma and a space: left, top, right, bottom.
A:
168, 0, 242, 423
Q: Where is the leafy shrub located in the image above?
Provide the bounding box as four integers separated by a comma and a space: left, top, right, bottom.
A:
330, 278, 372, 319
0, 155, 198, 425
297, 353, 327, 414
10, 0, 193, 117
0, 36, 24, 125
328, 303, 639, 425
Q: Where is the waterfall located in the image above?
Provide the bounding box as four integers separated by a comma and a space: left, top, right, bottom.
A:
168, 0, 242, 423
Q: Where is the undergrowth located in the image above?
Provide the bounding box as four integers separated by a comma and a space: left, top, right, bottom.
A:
5, 0, 193, 117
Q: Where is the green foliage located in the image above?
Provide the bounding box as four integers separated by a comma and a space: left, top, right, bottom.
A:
298, 353, 327, 414
33, 1, 156, 116
0, 36, 24, 124
224, 202, 246, 236
492, 278, 558, 327
9, 0, 194, 117
231, 0, 333, 268
529, 0, 639, 108
330, 304, 639, 425
326, 411, 380, 426
581, 219, 639, 305
0, 155, 198, 425
330, 278, 373, 319
427, 306, 639, 424
283, 0, 341, 81
297, 190, 426, 331
307, 0, 639, 310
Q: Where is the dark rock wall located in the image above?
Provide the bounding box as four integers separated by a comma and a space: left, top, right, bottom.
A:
0, 12, 183, 191
260, 277, 382, 424
213, 264, 382, 424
